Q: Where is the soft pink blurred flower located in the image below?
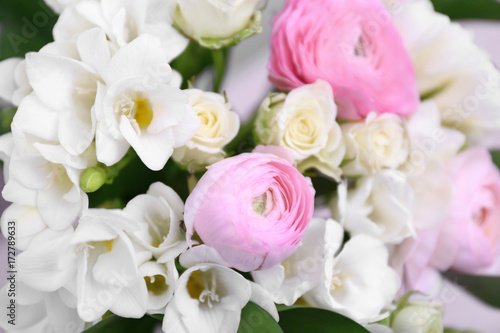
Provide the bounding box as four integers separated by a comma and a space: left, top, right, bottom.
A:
268, 0, 419, 120
182, 146, 314, 272
394, 147, 500, 293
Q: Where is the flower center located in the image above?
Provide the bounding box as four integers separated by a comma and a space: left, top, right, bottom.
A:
329, 271, 344, 293
252, 190, 274, 216
186, 270, 220, 309
115, 93, 154, 135
145, 274, 167, 296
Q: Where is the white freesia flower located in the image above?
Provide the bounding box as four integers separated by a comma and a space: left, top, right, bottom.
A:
72, 209, 148, 322
0, 204, 47, 251
140, 261, 178, 314
0, 280, 83, 333
125, 182, 187, 262
163, 264, 278, 333
2, 130, 95, 230
389, 0, 500, 149
173, 89, 240, 171
54, 0, 188, 59
342, 112, 410, 177
303, 220, 400, 324
391, 301, 444, 333
44, 0, 81, 14
173, 0, 262, 48
252, 218, 343, 306
255, 80, 345, 180
94, 33, 201, 170
331, 170, 415, 244
0, 58, 31, 106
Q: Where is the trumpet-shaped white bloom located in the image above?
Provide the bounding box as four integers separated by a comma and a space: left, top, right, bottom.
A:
252, 218, 342, 306
140, 260, 179, 314
163, 264, 278, 333
302, 219, 400, 324
125, 182, 187, 262
94, 32, 201, 170
2, 130, 94, 230
54, 0, 188, 60
72, 209, 148, 322
331, 171, 415, 244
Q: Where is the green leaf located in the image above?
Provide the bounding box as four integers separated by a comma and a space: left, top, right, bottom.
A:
444, 271, 500, 308
0, 0, 57, 60
277, 306, 370, 333
237, 302, 283, 333
491, 151, 500, 170
170, 41, 213, 89
431, 0, 500, 20
444, 329, 479, 333
82, 314, 159, 333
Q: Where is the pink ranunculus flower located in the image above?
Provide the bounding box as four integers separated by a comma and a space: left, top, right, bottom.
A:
268, 0, 419, 120
182, 145, 315, 272
432, 147, 500, 274
394, 147, 500, 294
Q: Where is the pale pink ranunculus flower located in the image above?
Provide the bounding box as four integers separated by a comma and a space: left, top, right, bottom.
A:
182, 146, 315, 272
393, 147, 500, 294
268, 0, 419, 120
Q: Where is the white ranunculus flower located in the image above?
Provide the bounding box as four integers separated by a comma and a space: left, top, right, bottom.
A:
303, 220, 400, 324
2, 129, 95, 230
173, 0, 262, 48
172, 89, 240, 171
125, 182, 187, 262
391, 301, 444, 333
163, 264, 278, 333
72, 209, 148, 322
341, 112, 410, 177
252, 218, 343, 306
54, 0, 188, 59
402, 101, 464, 230
331, 170, 415, 244
389, 0, 500, 149
255, 80, 345, 180
94, 32, 201, 170
0, 58, 31, 106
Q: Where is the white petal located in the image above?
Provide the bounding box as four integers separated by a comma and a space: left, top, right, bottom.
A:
13, 94, 59, 142
0, 58, 22, 103
249, 282, 279, 322
45, 292, 85, 333
110, 278, 148, 319
77, 27, 111, 77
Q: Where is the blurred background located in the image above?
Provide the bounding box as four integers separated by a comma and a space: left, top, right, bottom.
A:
1, 0, 500, 332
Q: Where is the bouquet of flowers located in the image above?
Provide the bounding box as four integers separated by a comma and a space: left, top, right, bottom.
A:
0, 0, 500, 332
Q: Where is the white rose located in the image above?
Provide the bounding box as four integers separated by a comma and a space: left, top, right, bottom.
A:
173, 0, 262, 48
391, 301, 444, 333
172, 89, 240, 171
341, 112, 410, 176
389, 0, 500, 149
331, 170, 415, 244
255, 80, 345, 180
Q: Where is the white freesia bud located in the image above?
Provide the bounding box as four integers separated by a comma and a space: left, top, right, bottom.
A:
255, 80, 345, 180
391, 301, 444, 333
163, 264, 278, 333
173, 0, 262, 48
303, 220, 400, 324
331, 170, 415, 244
173, 89, 240, 172
342, 112, 410, 176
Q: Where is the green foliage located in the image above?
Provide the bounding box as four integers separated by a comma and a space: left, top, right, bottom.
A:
444, 271, 500, 308
82, 314, 159, 333
237, 302, 283, 333
277, 306, 370, 333
431, 0, 500, 20
0, 0, 57, 60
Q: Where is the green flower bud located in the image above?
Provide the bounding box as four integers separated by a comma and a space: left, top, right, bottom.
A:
80, 166, 107, 193
391, 301, 444, 333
